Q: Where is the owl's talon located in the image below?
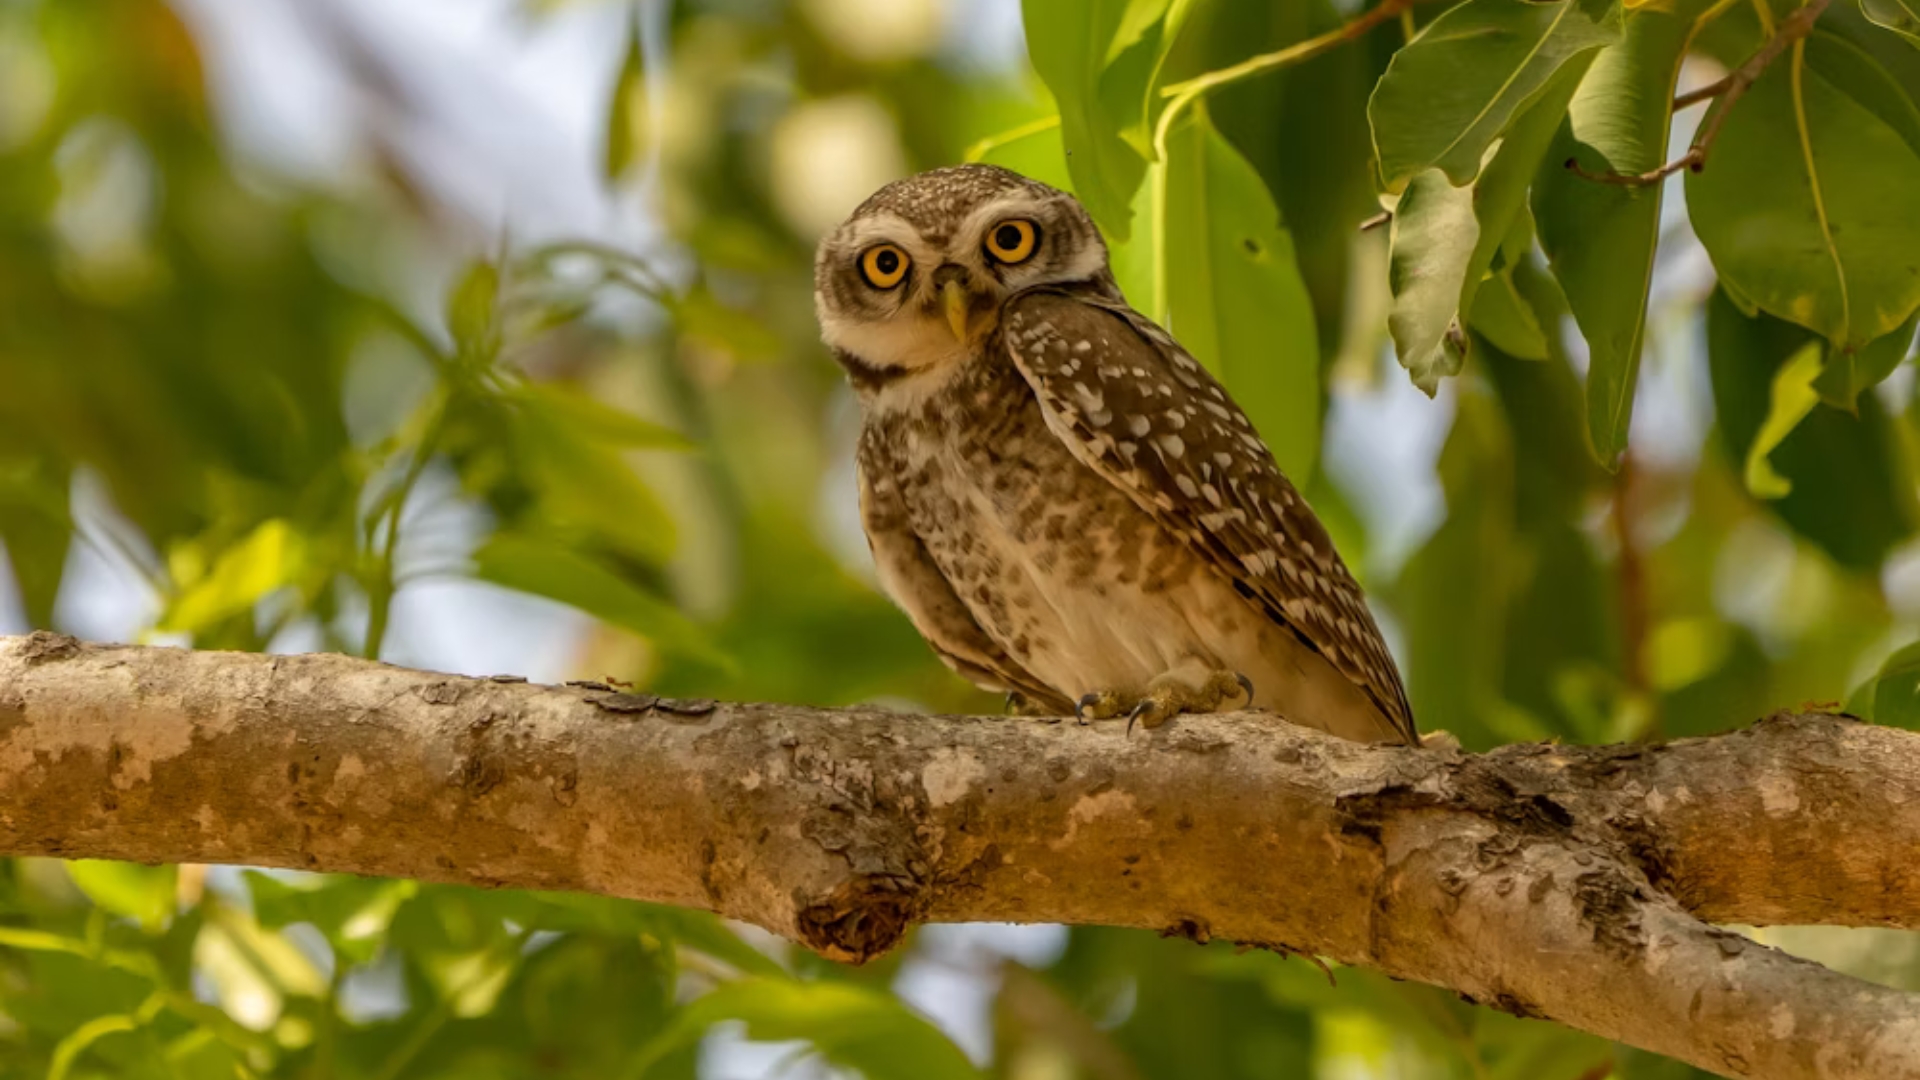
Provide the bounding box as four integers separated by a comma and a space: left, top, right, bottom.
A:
1006, 690, 1056, 718
1075, 690, 1127, 724
1125, 698, 1168, 735
1134, 666, 1257, 733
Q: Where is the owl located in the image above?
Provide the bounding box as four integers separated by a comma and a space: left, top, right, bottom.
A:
814, 164, 1415, 745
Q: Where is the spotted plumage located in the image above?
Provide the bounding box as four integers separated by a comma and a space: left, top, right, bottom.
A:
815, 163, 1415, 744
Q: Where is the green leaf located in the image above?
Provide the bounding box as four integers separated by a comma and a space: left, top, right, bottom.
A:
1162, 107, 1320, 478
669, 286, 783, 361
1535, 0, 1711, 467
1024, 0, 1188, 238
1369, 0, 1620, 193
1743, 341, 1823, 498
446, 259, 502, 366
1174, 0, 1376, 356
48, 1010, 143, 1080
1387, 51, 1590, 393
1390, 389, 1516, 748
1386, 171, 1474, 392
515, 892, 787, 978
1865, 641, 1920, 728
1688, 33, 1920, 352
1812, 308, 1917, 409
66, 861, 176, 932
473, 531, 731, 669
1705, 287, 1917, 571
0, 458, 72, 628
604, 9, 647, 182
1471, 252, 1564, 361
159, 519, 303, 634
514, 383, 693, 450
636, 978, 983, 1080
510, 398, 677, 564
1863, 0, 1920, 47
1108, 0, 1196, 156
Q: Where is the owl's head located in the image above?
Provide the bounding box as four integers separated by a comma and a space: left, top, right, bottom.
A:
814, 164, 1113, 388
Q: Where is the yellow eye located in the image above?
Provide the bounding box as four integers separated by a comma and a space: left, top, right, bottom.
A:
860, 244, 910, 289
984, 219, 1038, 263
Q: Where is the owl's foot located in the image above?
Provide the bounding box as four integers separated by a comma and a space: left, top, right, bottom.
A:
1073, 667, 1254, 732
1005, 690, 1055, 718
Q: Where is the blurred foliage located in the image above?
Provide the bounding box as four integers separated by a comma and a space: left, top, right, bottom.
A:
2, 0, 1920, 1076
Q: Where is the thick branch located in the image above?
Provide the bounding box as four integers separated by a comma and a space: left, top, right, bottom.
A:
2, 634, 1917, 1080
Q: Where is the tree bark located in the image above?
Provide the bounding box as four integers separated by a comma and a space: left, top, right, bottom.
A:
1, 632, 1916, 1079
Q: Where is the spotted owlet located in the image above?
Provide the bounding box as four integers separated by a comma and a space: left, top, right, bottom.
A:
815, 164, 1415, 744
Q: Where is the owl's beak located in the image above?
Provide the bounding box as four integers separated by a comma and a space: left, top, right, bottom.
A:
942, 279, 971, 343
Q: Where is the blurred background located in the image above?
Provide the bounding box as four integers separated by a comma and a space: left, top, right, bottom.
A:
1, 0, 1918, 1076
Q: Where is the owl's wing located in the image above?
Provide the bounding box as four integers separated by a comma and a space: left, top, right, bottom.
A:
856, 428, 1075, 714
1000, 288, 1415, 742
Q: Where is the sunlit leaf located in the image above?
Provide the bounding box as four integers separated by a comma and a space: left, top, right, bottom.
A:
66, 862, 176, 932
1688, 33, 1920, 352
1162, 107, 1319, 478
243, 872, 414, 965
635, 978, 983, 1080
1706, 287, 1916, 570
1535, 0, 1713, 467
1370, 0, 1620, 192
159, 519, 303, 634
1743, 342, 1823, 498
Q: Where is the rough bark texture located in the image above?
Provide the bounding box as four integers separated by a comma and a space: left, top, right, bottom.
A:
1, 632, 1917, 1079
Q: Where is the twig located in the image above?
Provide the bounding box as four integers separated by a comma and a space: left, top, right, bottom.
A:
1158, 0, 1433, 104
1359, 210, 1393, 232
1672, 74, 1731, 110
1566, 0, 1830, 187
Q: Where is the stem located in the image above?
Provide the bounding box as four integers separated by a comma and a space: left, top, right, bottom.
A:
1158, 0, 1425, 104
963, 114, 1063, 164
363, 394, 448, 662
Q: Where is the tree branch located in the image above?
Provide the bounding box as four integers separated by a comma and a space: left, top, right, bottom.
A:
1567, 0, 1831, 188
2, 633, 1918, 1080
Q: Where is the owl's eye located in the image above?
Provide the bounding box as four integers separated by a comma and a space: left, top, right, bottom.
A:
984, 219, 1038, 264
859, 244, 910, 289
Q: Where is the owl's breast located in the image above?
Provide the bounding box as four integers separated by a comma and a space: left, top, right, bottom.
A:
864, 354, 1235, 696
